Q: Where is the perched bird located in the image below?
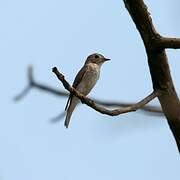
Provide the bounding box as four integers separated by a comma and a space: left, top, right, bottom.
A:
64, 53, 110, 128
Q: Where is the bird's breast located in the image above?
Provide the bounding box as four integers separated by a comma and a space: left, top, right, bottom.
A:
77, 63, 100, 95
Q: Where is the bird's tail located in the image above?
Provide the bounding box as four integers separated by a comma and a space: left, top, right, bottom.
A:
64, 97, 79, 128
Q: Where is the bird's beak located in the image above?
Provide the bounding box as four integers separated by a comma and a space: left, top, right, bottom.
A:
103, 57, 110, 61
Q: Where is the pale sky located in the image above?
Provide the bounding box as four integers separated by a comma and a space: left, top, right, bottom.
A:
0, 0, 180, 180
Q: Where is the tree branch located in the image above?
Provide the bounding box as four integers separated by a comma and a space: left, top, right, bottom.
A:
14, 66, 34, 101
157, 37, 180, 49
52, 67, 159, 116
123, 0, 180, 152
14, 66, 68, 101
15, 66, 163, 117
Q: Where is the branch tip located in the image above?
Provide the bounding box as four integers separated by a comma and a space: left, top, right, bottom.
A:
52, 67, 58, 73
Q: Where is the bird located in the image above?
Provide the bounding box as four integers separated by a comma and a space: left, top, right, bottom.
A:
64, 53, 110, 128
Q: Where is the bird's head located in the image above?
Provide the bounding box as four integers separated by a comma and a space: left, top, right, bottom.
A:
85, 53, 110, 65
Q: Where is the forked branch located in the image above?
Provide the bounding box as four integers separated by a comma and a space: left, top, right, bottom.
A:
14, 66, 68, 101
123, 0, 180, 152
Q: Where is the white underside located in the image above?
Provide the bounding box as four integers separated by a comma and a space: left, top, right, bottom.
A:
76, 63, 101, 96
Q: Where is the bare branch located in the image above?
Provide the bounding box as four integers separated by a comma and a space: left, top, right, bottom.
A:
14, 66, 34, 101
14, 66, 68, 101
14, 85, 32, 101
33, 82, 67, 97
157, 37, 180, 49
50, 100, 163, 123
52, 67, 159, 116
95, 100, 163, 116
15, 66, 163, 117
124, 0, 180, 152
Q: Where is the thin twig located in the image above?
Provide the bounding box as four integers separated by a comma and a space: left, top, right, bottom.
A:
14, 85, 32, 101
14, 66, 68, 101
50, 111, 66, 123
95, 100, 163, 115
14, 66, 34, 101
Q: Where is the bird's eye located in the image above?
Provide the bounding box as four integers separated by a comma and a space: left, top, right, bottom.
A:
95, 55, 99, 58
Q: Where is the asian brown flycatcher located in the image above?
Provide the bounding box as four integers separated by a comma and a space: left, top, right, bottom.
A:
64, 53, 110, 128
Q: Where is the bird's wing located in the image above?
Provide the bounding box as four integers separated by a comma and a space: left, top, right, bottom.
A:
65, 65, 88, 111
